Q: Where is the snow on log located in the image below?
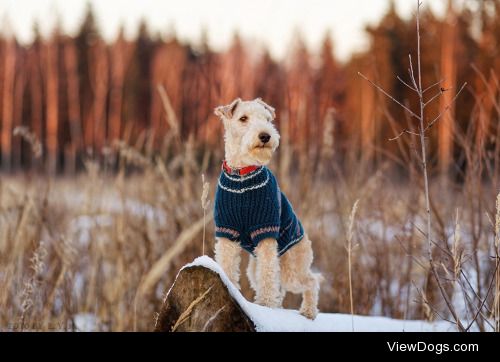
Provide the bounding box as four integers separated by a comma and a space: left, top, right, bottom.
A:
155, 256, 456, 332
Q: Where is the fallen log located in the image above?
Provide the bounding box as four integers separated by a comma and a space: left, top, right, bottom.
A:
154, 256, 458, 332
155, 263, 256, 332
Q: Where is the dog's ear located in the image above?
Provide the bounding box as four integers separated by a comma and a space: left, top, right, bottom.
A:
255, 98, 276, 120
214, 98, 241, 119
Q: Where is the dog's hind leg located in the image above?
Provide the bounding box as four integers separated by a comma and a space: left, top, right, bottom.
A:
280, 236, 321, 319
215, 237, 242, 289
254, 238, 281, 308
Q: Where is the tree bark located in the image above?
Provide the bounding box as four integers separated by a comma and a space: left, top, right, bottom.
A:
155, 265, 255, 332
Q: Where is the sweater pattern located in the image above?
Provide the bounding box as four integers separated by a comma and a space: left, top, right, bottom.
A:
214, 165, 304, 256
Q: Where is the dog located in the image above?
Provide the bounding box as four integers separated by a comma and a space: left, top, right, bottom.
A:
213, 97, 321, 319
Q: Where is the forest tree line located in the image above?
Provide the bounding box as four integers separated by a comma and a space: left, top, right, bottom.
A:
0, 0, 499, 176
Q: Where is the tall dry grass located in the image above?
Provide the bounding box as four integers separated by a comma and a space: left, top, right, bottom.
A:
345, 199, 359, 332
356, 0, 498, 332
1, 117, 498, 331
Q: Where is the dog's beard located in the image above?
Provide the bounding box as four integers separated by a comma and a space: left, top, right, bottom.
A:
249, 145, 274, 164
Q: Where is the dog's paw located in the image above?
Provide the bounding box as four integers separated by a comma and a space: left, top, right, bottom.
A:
255, 295, 282, 309
299, 305, 318, 320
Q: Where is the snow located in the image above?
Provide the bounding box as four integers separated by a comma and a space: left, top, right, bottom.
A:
73, 313, 98, 332
179, 256, 456, 332
64, 192, 168, 247
64, 192, 167, 224
69, 215, 114, 246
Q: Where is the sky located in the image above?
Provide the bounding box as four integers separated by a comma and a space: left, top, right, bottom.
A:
1, 0, 448, 62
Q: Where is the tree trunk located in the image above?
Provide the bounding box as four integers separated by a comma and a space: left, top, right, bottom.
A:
155, 265, 255, 332
438, 0, 457, 177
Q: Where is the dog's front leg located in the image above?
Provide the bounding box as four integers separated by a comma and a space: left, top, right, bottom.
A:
215, 237, 241, 289
254, 238, 281, 308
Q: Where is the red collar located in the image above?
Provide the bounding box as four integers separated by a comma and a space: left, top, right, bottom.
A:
222, 160, 260, 176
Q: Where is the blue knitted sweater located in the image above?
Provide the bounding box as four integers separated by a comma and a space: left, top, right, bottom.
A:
214, 165, 304, 256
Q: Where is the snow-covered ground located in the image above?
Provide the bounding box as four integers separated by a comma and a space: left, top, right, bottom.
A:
73, 313, 99, 332
180, 256, 456, 332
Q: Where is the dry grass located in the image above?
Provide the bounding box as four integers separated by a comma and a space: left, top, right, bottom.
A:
345, 199, 359, 332
0, 138, 498, 331
171, 285, 213, 332
356, 0, 492, 332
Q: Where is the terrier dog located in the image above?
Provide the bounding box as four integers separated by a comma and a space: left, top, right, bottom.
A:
213, 97, 321, 319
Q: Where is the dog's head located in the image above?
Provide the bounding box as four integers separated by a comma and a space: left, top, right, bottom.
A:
214, 98, 280, 167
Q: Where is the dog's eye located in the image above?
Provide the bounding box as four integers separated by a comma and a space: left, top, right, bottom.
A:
239, 116, 248, 123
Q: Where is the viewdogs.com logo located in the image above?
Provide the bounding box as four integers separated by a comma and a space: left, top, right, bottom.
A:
387, 341, 479, 354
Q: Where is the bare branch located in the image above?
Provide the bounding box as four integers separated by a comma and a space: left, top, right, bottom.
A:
424, 82, 468, 132
359, 0, 468, 330
415, 0, 464, 331
416, 6, 422, 93
412, 223, 453, 259
457, 277, 491, 330
389, 129, 420, 141
423, 78, 445, 94
412, 281, 452, 323
395, 235, 427, 270
465, 261, 499, 331
408, 54, 418, 90
460, 270, 493, 315
397, 75, 417, 92
358, 72, 421, 120
423, 89, 444, 108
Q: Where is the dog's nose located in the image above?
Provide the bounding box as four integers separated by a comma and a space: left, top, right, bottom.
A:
259, 133, 271, 144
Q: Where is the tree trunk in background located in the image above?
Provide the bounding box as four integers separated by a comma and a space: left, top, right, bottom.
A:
12, 54, 25, 170
29, 46, 43, 170
438, 0, 457, 177
1, 38, 15, 171
44, 39, 59, 175
90, 39, 109, 152
64, 39, 82, 174
0, 3, 494, 175
360, 65, 375, 165
108, 31, 128, 144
